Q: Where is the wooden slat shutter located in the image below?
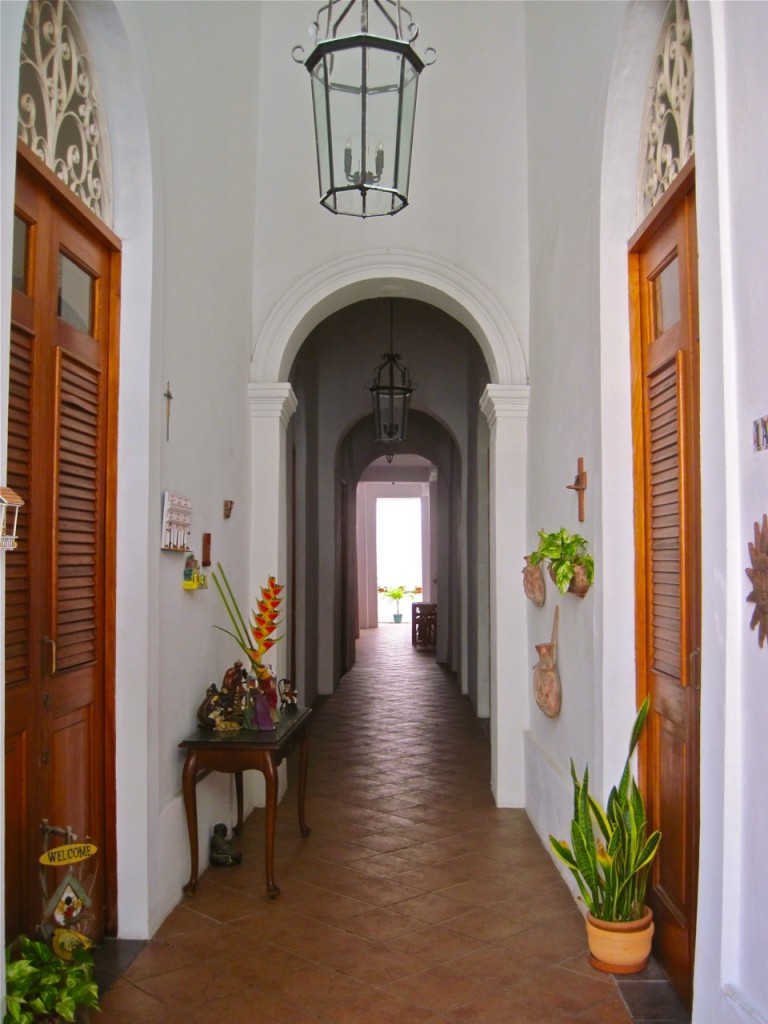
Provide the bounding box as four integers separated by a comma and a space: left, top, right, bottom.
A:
649, 356, 682, 679
5, 328, 34, 686
55, 352, 101, 671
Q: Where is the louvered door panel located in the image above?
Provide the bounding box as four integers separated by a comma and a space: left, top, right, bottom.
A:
649, 359, 681, 679
5, 327, 34, 686
55, 353, 101, 672
5, 149, 120, 942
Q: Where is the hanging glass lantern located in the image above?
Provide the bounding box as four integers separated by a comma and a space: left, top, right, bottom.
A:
293, 0, 435, 217
367, 300, 416, 442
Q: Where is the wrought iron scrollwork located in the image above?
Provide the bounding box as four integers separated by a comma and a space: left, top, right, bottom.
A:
18, 0, 112, 224
641, 0, 694, 216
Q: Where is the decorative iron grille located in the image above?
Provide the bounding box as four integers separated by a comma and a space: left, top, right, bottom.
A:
641, 0, 694, 217
18, 0, 112, 224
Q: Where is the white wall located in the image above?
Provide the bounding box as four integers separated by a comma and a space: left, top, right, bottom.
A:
523, 3, 768, 1023
250, 1, 529, 385
691, 4, 768, 1022
3, 10, 767, 1023
523, 0, 625, 841
1, 0, 266, 936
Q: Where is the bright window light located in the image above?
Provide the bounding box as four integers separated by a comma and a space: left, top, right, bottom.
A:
376, 498, 422, 622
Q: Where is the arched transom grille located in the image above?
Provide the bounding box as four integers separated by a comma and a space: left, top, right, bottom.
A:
641, 0, 694, 217
18, 0, 112, 224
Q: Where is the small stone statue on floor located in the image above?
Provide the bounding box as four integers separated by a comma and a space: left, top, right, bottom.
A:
209, 823, 241, 867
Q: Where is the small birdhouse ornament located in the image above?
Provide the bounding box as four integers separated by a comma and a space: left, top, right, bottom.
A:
0, 487, 24, 550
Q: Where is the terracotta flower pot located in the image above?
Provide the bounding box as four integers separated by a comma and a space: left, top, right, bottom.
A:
548, 562, 592, 598
585, 906, 654, 974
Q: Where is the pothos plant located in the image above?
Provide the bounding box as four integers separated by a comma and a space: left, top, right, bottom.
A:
529, 527, 595, 594
4, 935, 100, 1024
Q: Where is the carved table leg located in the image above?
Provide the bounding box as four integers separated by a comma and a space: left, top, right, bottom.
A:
181, 750, 199, 896
233, 770, 244, 834
263, 754, 280, 899
297, 728, 311, 838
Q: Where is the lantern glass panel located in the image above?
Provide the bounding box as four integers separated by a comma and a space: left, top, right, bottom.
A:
372, 386, 410, 443
310, 58, 332, 198
396, 67, 419, 192
310, 39, 421, 217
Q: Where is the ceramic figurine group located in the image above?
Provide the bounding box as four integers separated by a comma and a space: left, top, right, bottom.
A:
197, 662, 299, 732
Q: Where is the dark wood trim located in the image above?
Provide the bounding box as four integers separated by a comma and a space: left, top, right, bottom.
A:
103, 246, 122, 935
17, 140, 122, 252
628, 157, 695, 253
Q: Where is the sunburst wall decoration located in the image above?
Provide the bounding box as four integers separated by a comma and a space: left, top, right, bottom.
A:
746, 514, 768, 649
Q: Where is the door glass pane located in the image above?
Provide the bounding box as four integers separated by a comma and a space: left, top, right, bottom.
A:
653, 257, 681, 337
12, 216, 28, 293
58, 253, 94, 333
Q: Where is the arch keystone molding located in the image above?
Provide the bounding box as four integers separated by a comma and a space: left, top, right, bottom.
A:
250, 249, 528, 387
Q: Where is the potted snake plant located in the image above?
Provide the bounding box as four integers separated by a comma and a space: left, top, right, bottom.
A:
549, 696, 661, 973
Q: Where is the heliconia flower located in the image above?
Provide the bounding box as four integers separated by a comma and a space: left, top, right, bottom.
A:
253, 615, 278, 632
212, 565, 285, 670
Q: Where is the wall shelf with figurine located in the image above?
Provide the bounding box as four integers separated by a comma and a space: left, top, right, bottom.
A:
183, 553, 207, 591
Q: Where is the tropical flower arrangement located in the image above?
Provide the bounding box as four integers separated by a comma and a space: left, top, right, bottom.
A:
212, 563, 283, 672
377, 584, 422, 615
211, 565, 285, 728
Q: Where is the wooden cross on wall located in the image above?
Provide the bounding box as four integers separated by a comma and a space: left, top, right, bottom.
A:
164, 381, 173, 441
566, 457, 587, 522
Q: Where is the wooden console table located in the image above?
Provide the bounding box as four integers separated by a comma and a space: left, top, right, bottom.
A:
179, 707, 311, 900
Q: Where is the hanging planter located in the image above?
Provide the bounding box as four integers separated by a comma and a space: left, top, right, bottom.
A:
529, 528, 594, 597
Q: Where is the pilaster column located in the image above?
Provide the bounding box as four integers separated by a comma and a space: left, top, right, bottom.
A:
248, 383, 297, 679
480, 383, 530, 806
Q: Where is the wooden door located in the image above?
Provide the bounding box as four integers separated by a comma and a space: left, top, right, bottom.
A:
629, 161, 699, 1008
5, 146, 120, 943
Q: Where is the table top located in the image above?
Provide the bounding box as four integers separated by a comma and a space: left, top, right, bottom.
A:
179, 707, 311, 751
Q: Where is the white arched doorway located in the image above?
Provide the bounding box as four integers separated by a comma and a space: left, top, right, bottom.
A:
248, 259, 530, 807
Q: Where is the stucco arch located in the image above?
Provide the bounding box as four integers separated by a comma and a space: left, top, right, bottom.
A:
250, 249, 527, 386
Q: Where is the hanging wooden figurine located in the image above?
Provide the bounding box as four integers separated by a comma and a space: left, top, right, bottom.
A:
533, 606, 561, 718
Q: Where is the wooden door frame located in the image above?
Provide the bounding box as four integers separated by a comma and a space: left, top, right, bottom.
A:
628, 157, 700, 1004
11, 141, 121, 934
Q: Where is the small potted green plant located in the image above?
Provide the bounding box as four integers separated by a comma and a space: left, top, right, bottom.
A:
529, 527, 594, 597
377, 585, 418, 623
4, 935, 100, 1023
549, 696, 661, 973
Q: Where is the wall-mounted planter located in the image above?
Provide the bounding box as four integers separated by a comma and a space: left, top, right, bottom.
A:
529, 528, 594, 598
548, 562, 591, 599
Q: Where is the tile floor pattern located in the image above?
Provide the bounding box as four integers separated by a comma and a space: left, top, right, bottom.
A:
97, 625, 690, 1024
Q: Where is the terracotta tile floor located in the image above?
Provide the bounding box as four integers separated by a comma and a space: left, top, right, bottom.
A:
98, 625, 638, 1023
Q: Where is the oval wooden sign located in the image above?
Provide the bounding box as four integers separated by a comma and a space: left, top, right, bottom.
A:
39, 842, 97, 867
